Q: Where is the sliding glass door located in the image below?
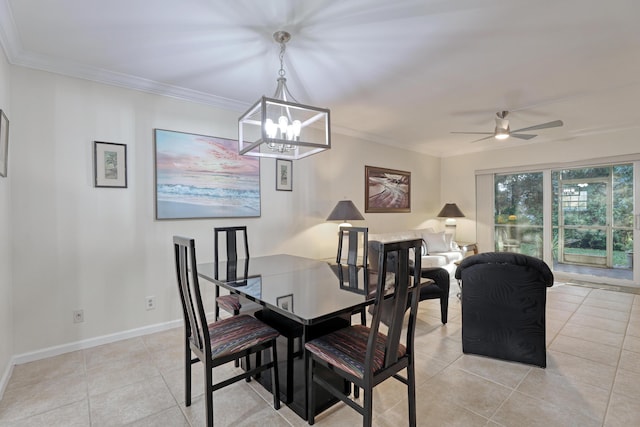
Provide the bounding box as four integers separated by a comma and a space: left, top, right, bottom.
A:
490, 162, 637, 286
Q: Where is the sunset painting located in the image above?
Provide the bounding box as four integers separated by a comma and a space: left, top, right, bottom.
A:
154, 129, 260, 219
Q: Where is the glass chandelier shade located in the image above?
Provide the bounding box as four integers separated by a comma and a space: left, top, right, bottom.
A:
238, 31, 331, 160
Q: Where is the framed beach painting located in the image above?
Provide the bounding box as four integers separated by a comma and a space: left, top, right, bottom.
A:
94, 141, 127, 188
364, 165, 411, 213
154, 129, 261, 219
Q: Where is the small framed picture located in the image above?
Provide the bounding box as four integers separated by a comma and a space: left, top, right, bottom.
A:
0, 109, 9, 178
276, 159, 292, 191
276, 294, 294, 312
94, 141, 127, 188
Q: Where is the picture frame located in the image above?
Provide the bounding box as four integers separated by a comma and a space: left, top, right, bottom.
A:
275, 159, 292, 191
0, 109, 8, 178
276, 294, 294, 312
154, 129, 261, 219
364, 165, 411, 213
94, 141, 127, 188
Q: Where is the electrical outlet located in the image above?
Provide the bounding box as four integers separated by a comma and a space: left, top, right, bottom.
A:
73, 310, 84, 323
145, 296, 156, 310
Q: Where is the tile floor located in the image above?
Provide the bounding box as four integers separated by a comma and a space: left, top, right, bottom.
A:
1, 283, 639, 426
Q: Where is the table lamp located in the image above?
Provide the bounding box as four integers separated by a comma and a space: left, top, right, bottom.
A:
327, 200, 364, 227
437, 203, 465, 237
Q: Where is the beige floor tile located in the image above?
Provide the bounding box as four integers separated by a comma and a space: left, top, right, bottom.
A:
618, 349, 640, 374
559, 322, 625, 347
142, 327, 184, 353
451, 354, 531, 389
575, 305, 630, 323
89, 375, 176, 426
516, 368, 609, 423
86, 354, 160, 396
545, 307, 575, 323
622, 334, 640, 353
546, 299, 581, 312
612, 368, 640, 396
418, 366, 512, 418
180, 382, 287, 427
413, 352, 449, 387
588, 289, 635, 304
6, 351, 85, 391
582, 297, 633, 312
0, 400, 90, 427
377, 396, 489, 427
549, 334, 621, 367
550, 285, 591, 297
604, 391, 640, 426
546, 292, 586, 305
626, 319, 640, 338
83, 337, 149, 370
566, 313, 628, 334
491, 391, 601, 427
545, 350, 616, 390
414, 333, 463, 365
127, 405, 190, 427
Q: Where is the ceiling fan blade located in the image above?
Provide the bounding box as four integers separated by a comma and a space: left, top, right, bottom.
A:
512, 120, 564, 133
451, 131, 493, 135
470, 135, 494, 143
511, 133, 537, 140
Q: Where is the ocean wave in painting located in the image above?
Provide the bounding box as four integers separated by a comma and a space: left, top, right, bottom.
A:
157, 184, 259, 209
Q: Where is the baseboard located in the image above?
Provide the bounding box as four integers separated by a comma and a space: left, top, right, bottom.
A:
12, 318, 183, 366
0, 358, 15, 400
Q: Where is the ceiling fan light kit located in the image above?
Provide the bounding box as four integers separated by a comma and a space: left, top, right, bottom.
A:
238, 31, 331, 160
452, 110, 563, 143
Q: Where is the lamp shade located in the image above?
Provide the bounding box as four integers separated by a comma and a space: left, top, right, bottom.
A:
327, 200, 365, 222
437, 203, 465, 218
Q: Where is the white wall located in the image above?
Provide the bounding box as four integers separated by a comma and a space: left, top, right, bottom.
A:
9, 67, 440, 355
441, 135, 640, 247
0, 43, 13, 390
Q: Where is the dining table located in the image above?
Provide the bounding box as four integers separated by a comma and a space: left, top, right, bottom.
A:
197, 253, 376, 420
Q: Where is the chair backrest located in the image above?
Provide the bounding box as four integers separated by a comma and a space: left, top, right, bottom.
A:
174, 236, 210, 358
366, 238, 423, 376
337, 226, 368, 291
337, 226, 368, 267
214, 226, 249, 263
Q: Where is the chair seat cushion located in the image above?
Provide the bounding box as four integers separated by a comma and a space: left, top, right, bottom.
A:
216, 294, 242, 312
208, 315, 279, 359
305, 325, 406, 379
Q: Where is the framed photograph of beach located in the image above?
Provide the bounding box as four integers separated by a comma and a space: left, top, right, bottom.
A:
154, 129, 261, 219
364, 165, 411, 213
94, 141, 127, 188
0, 109, 8, 178
275, 159, 292, 191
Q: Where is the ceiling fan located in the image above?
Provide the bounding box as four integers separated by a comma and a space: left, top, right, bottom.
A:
452, 111, 563, 143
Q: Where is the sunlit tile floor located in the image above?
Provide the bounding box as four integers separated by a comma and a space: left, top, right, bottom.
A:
1, 283, 639, 426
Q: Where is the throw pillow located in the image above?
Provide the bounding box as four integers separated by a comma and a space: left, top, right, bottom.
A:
422, 231, 449, 253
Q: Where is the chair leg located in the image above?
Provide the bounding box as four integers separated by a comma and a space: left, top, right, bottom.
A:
440, 294, 448, 324
271, 340, 281, 410
307, 353, 316, 425
185, 340, 192, 406
353, 384, 360, 399
245, 355, 251, 382
360, 308, 366, 326
255, 350, 262, 380
363, 387, 373, 427
204, 363, 214, 427
407, 361, 417, 427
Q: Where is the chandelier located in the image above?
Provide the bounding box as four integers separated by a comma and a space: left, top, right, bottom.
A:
238, 31, 331, 160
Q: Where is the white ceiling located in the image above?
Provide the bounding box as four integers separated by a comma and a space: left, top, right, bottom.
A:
1, 0, 639, 157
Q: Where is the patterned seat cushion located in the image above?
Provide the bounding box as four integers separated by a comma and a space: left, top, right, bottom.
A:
208, 315, 279, 359
305, 325, 406, 379
216, 294, 242, 312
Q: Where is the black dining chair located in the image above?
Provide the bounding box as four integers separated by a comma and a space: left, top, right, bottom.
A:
305, 238, 424, 427
336, 226, 369, 325
214, 226, 249, 321
173, 236, 280, 427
